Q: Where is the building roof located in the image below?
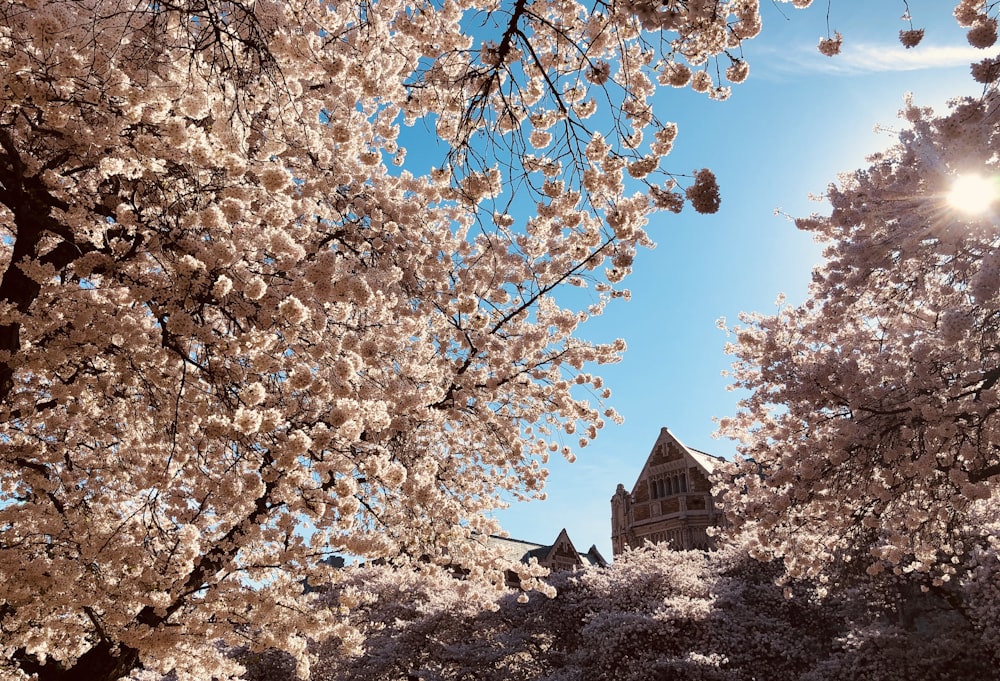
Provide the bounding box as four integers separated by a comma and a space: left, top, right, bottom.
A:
630, 427, 725, 490
483, 530, 608, 569
687, 445, 723, 475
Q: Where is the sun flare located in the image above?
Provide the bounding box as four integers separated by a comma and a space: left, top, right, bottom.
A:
947, 173, 998, 215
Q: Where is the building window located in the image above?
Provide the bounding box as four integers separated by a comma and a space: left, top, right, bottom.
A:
650, 474, 690, 499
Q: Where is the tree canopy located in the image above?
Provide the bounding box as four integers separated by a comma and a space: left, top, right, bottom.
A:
719, 93, 1000, 588
0, 0, 781, 678
237, 539, 1000, 681
717, 0, 1000, 610
3, 0, 999, 679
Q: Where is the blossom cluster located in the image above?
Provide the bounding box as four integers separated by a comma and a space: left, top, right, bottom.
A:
898, 28, 925, 49
684, 169, 722, 214
237, 536, 1000, 681
717, 95, 1000, 592
4, 0, 990, 678
0, 0, 785, 677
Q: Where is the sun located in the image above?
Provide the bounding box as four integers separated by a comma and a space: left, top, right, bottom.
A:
946, 173, 998, 215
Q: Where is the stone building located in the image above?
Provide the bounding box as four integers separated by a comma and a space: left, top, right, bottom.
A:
485, 528, 608, 586
611, 427, 723, 555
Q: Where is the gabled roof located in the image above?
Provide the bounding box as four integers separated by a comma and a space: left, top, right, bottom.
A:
688, 446, 721, 475
484, 529, 607, 569
631, 427, 724, 494
580, 544, 609, 568
543, 527, 580, 564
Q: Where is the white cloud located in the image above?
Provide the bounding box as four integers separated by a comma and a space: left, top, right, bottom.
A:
762, 42, 988, 77
834, 43, 986, 72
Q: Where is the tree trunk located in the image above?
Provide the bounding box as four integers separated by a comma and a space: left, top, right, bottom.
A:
13, 640, 141, 681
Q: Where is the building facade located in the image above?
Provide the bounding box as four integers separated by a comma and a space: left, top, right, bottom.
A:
611, 427, 722, 555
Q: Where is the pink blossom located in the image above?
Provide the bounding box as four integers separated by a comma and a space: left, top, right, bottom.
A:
899, 28, 925, 48
818, 31, 843, 56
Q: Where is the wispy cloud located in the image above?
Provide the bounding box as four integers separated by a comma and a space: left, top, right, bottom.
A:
830, 43, 986, 73
760, 42, 987, 77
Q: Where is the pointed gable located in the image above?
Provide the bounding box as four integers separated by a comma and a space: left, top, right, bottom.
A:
581, 544, 609, 568
611, 427, 725, 555
538, 528, 583, 571
631, 427, 717, 498
484, 528, 605, 585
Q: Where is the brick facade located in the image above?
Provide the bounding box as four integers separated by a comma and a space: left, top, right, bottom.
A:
611, 427, 722, 555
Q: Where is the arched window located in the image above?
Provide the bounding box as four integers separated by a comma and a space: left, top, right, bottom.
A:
680, 474, 688, 493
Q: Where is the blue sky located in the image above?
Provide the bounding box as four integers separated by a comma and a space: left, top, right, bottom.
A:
491, 1, 989, 560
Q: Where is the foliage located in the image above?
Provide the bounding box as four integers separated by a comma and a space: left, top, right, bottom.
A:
718, 91, 1000, 589
236, 539, 997, 681
0, 0, 794, 678
247, 540, 989, 680
236, 542, 843, 681
711, 7, 1000, 678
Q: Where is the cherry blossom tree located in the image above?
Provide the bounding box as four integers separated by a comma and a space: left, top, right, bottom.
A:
0, 0, 791, 678
8, 0, 988, 677
706, 5, 1000, 676
249, 540, 848, 681
717, 88, 1000, 588
276, 539, 998, 681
